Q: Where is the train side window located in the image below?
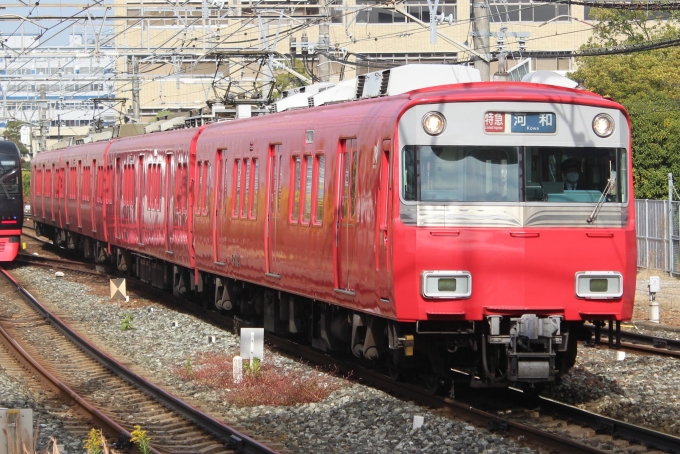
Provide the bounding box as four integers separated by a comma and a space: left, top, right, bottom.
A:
82, 166, 90, 201
146, 164, 152, 210
202, 162, 210, 216
69, 166, 77, 200
45, 169, 51, 196
34, 166, 41, 196
179, 162, 187, 215
290, 155, 301, 224
232, 159, 241, 218
60, 167, 65, 199
147, 163, 162, 211
195, 161, 203, 216
241, 159, 250, 219
153, 164, 159, 211
250, 158, 259, 220
96, 166, 103, 203
302, 155, 313, 224
313, 154, 325, 225
122, 164, 133, 208
105, 165, 113, 206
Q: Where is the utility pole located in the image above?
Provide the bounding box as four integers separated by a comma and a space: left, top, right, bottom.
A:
130, 56, 140, 122
472, 0, 490, 81
39, 84, 48, 152
318, 23, 330, 83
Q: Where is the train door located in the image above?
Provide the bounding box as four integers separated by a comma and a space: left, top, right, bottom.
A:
164, 153, 173, 253
91, 160, 97, 232
266, 144, 282, 276
50, 164, 55, 222
335, 138, 358, 293
137, 155, 144, 244
377, 142, 392, 302
214, 149, 226, 264
114, 157, 121, 240
77, 160, 82, 228
40, 165, 46, 219
59, 163, 65, 227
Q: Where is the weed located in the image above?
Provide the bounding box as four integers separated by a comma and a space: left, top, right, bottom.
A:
184, 356, 193, 377
243, 357, 260, 377
84, 429, 103, 454
130, 425, 151, 454
120, 313, 134, 331
173, 352, 344, 407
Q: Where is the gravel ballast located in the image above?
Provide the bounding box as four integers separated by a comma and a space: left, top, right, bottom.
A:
3, 265, 536, 453
4, 264, 680, 452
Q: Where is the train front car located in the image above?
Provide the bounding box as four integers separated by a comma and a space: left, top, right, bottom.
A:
392, 83, 634, 391
0, 141, 23, 261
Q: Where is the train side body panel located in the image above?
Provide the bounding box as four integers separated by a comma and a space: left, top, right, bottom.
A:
105, 128, 199, 270
193, 96, 401, 317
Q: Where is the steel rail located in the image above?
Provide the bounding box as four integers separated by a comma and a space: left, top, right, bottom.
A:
0, 299, 141, 452
0, 266, 278, 454
267, 334, 607, 454
586, 324, 680, 358
537, 396, 680, 453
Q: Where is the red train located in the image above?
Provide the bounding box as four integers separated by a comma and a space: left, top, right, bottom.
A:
0, 140, 24, 261
30, 66, 635, 392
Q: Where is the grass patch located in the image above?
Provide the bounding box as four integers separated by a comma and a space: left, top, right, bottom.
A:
173, 352, 344, 406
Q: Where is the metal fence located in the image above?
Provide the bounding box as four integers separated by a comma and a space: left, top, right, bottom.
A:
636, 199, 680, 273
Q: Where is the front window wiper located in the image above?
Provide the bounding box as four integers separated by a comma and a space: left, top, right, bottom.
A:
587, 177, 615, 223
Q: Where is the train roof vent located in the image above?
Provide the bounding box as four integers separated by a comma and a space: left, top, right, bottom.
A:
360, 71, 385, 98
307, 96, 314, 108
521, 70, 578, 88
380, 70, 391, 95
362, 64, 481, 98
309, 79, 358, 107
395, 64, 481, 91
355, 75, 366, 99
273, 82, 335, 112
282, 85, 307, 98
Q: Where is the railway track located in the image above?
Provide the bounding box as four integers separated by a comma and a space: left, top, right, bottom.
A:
0, 266, 281, 454
17, 228, 680, 453
586, 323, 680, 359
265, 334, 680, 454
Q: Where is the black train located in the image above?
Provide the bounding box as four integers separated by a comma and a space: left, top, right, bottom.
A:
0, 140, 23, 261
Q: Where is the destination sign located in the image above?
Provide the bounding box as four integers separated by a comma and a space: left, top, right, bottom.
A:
484, 112, 556, 134
510, 112, 556, 133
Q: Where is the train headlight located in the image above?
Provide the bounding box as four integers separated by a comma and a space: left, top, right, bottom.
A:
422, 112, 446, 136
592, 114, 614, 138
575, 271, 623, 299
422, 271, 471, 299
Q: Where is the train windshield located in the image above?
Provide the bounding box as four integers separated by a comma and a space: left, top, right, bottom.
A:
402, 146, 627, 203
0, 153, 20, 196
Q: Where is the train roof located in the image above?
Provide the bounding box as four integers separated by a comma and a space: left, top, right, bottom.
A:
0, 140, 20, 155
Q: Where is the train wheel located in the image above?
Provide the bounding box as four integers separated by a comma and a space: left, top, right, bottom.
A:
425, 374, 453, 396
520, 382, 545, 402
387, 363, 403, 382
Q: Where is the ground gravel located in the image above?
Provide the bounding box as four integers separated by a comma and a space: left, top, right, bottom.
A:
3, 265, 536, 454
6, 264, 680, 452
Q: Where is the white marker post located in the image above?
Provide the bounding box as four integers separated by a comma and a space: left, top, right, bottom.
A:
649, 276, 660, 323
233, 356, 243, 383
240, 328, 264, 362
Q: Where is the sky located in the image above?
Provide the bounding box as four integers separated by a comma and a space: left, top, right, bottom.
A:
1, 0, 114, 49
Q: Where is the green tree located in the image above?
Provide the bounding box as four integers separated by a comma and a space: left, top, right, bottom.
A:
272, 59, 310, 98
2, 121, 31, 161
571, 9, 680, 199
